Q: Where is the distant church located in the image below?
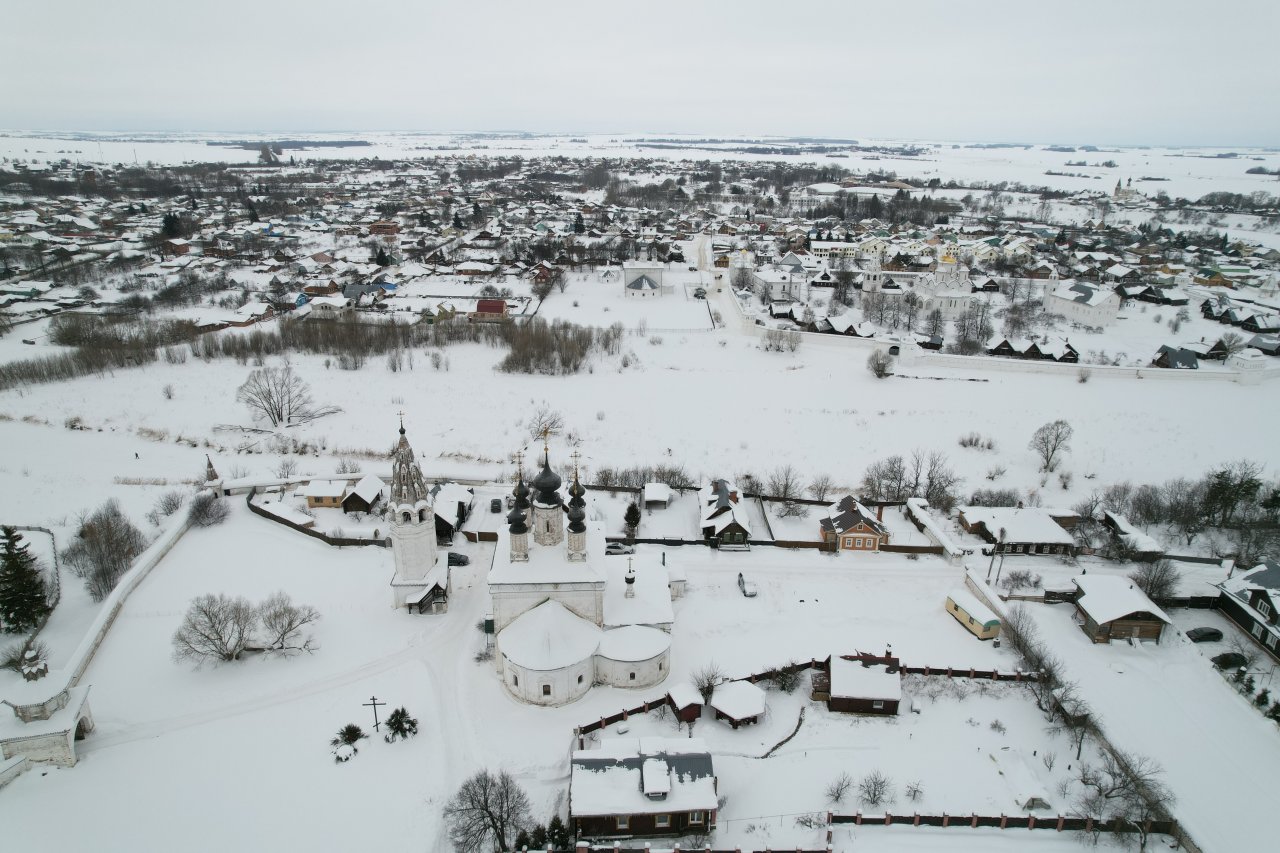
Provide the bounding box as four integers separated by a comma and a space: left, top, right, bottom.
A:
488, 445, 683, 706
388, 422, 450, 613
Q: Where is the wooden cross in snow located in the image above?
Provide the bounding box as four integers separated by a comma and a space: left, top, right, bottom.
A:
363, 696, 386, 732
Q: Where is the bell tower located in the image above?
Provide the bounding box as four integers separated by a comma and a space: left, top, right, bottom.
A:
389, 417, 439, 607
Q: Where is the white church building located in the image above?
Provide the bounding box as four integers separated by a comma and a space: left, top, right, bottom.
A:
488, 449, 681, 706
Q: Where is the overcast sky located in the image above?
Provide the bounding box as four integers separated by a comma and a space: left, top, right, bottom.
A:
2, 0, 1276, 146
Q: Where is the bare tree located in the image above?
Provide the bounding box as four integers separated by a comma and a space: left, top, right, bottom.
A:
693, 661, 724, 703
1029, 419, 1074, 472
236, 364, 341, 427
187, 492, 229, 527
62, 499, 147, 601
808, 474, 834, 502
1075, 749, 1175, 850
1219, 331, 1245, 357
826, 772, 853, 804
1128, 560, 1180, 600
444, 769, 533, 853
275, 458, 299, 479
866, 349, 894, 378
172, 594, 258, 664
258, 591, 320, 653
767, 465, 805, 502
526, 405, 565, 440
858, 770, 895, 807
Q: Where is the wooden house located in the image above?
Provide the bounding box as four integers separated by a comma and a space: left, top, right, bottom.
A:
429, 482, 474, 544
945, 587, 1001, 640
827, 655, 901, 715
570, 738, 717, 839
1217, 559, 1280, 661
958, 506, 1076, 556
819, 495, 888, 552
1072, 575, 1170, 644
1151, 344, 1199, 370
699, 479, 750, 549
469, 298, 509, 322
299, 479, 346, 509
341, 474, 384, 514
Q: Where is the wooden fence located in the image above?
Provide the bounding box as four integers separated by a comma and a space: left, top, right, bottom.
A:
244, 488, 388, 548
831, 811, 1177, 837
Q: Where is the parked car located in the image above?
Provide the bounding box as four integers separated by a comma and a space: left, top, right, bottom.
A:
605, 542, 635, 556
1186, 627, 1223, 643
693, 287, 707, 299
737, 572, 758, 598
1212, 652, 1247, 670
447, 553, 470, 567
490, 498, 502, 513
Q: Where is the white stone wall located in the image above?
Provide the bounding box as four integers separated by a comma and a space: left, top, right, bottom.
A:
499, 655, 593, 706
0, 730, 76, 767
490, 583, 604, 633
595, 649, 670, 689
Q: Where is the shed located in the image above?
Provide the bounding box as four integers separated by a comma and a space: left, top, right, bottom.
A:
666, 682, 703, 724
341, 474, 384, 514
299, 479, 347, 509
642, 482, 672, 509
708, 680, 765, 728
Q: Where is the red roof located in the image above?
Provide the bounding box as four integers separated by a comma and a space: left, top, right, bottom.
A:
476, 299, 507, 314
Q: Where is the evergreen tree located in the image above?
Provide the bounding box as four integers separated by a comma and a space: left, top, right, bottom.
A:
452, 212, 463, 229
547, 815, 570, 850
384, 706, 419, 742
528, 824, 548, 849
513, 829, 531, 850
0, 526, 50, 634
573, 212, 585, 234
376, 246, 390, 267
624, 502, 641, 538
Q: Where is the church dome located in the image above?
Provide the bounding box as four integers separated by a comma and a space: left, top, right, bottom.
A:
507, 503, 528, 535
566, 502, 586, 533
532, 453, 562, 505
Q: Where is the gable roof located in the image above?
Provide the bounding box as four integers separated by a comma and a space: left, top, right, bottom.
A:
820, 495, 886, 537
1073, 574, 1171, 626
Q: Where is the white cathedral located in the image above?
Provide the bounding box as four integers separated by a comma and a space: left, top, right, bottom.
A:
488, 447, 683, 706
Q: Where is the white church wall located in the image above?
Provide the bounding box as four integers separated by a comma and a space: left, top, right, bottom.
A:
595, 648, 670, 689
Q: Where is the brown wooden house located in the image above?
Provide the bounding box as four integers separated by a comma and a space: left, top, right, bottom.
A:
1072, 575, 1170, 644
820, 495, 888, 552
827, 654, 902, 715
570, 738, 717, 840
1217, 559, 1280, 661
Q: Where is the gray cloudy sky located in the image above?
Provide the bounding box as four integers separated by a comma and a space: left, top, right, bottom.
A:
2, 0, 1276, 145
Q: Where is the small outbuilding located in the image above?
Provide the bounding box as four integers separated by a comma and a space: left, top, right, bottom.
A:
945, 587, 1001, 640
642, 482, 672, 510
341, 474, 385, 514
709, 680, 765, 728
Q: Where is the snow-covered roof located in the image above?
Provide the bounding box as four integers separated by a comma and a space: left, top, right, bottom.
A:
642, 482, 672, 505
488, 520, 607, 586
597, 625, 671, 663
959, 507, 1075, 546
947, 587, 999, 626
348, 474, 384, 504
828, 657, 902, 701
299, 479, 347, 499
1073, 574, 1171, 626
667, 681, 702, 710
571, 738, 717, 817
709, 680, 765, 720
1103, 511, 1163, 555
603, 557, 673, 629
498, 600, 600, 671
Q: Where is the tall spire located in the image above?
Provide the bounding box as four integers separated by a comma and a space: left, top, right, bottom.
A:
390, 421, 430, 506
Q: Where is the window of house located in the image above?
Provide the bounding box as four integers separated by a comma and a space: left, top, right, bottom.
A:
1253, 623, 1264, 640
854, 538, 863, 548
655, 814, 671, 828
872, 700, 885, 710
1267, 633, 1278, 650
629, 672, 636, 681
844, 537, 853, 548
615, 816, 630, 830
542, 684, 551, 697
1261, 600, 1273, 618
689, 811, 704, 825
968, 616, 975, 624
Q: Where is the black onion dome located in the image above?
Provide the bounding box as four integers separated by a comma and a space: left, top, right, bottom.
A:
532, 453, 562, 505
512, 476, 530, 508
568, 476, 586, 506
507, 504, 528, 535
566, 501, 586, 533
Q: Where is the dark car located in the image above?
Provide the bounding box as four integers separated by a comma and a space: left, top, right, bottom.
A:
490, 498, 502, 513
447, 553, 470, 567
1187, 627, 1223, 643
1212, 652, 1247, 670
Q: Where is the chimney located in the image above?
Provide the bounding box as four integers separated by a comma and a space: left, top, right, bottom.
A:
876, 504, 883, 521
